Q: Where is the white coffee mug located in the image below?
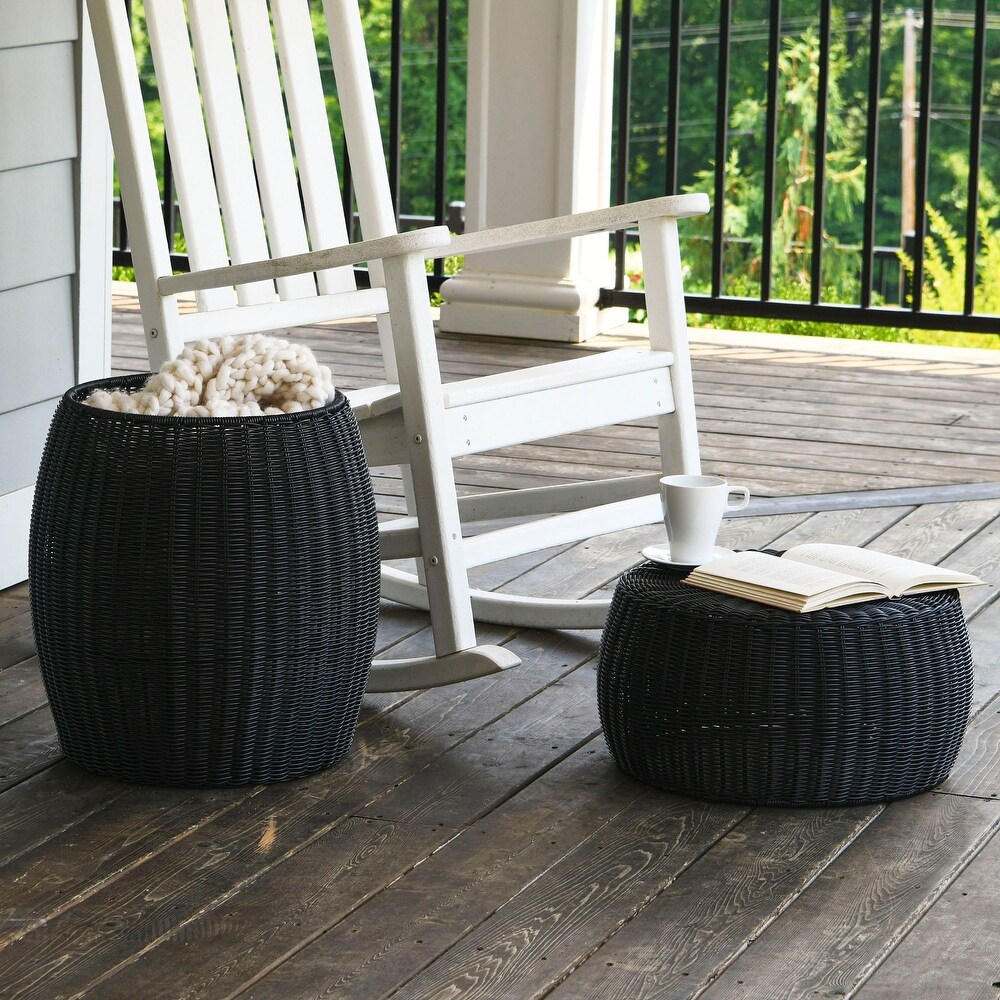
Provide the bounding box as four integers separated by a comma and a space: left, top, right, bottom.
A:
660, 474, 751, 564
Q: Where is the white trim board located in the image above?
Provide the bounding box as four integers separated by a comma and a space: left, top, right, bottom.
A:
0, 486, 33, 589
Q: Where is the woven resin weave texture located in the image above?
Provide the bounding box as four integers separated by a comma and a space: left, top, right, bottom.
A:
597, 562, 974, 806
30, 375, 380, 786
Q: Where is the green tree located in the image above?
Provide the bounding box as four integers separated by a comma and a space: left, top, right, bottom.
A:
675, 26, 867, 299
619, 1, 1000, 315
313, 0, 468, 224
902, 205, 1000, 315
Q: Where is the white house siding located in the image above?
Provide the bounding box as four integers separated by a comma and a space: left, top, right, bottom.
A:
0, 1, 110, 588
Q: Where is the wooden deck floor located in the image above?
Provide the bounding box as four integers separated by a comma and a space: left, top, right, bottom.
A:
2, 303, 999, 998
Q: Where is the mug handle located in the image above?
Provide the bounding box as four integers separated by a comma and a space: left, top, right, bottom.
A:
726, 486, 751, 511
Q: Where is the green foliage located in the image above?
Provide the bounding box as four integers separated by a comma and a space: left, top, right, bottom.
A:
679, 26, 870, 301
687, 274, 899, 341
311, 0, 468, 222
689, 246, 1000, 350
901, 206, 1000, 318
623, 1, 1000, 337
113, 230, 188, 284
426, 253, 464, 306
687, 309, 1000, 350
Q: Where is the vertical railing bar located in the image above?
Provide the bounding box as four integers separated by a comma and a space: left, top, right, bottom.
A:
710, 0, 732, 298
911, 0, 934, 311
388, 0, 403, 227
664, 0, 682, 195
860, 0, 884, 309
119, 0, 134, 258
809, 0, 832, 306
432, 0, 450, 280
963, 0, 988, 315
614, 0, 634, 293
760, 0, 781, 302
161, 139, 176, 251
341, 139, 355, 242
118, 197, 129, 256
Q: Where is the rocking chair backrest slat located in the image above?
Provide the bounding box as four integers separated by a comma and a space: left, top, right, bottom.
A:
90, 0, 400, 364
187, 0, 275, 306
229, 0, 317, 301
87, 0, 178, 335
321, 0, 397, 242
272, 0, 356, 296
144, 0, 235, 312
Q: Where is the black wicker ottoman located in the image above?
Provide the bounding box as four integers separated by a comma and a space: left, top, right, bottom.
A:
30, 375, 380, 787
597, 559, 974, 806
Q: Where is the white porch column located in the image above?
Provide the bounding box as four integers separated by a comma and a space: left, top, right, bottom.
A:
439, 0, 627, 342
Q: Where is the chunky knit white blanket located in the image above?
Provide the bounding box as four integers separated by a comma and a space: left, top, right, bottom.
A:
86, 335, 336, 417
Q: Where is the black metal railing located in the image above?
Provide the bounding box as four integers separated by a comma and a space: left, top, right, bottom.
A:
605, 0, 1000, 334
114, 1, 999, 335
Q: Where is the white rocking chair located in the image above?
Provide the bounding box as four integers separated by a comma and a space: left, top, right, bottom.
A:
86, 0, 709, 691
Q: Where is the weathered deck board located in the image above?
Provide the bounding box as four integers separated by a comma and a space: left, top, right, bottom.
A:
0, 762, 134, 870
0, 658, 45, 726
542, 805, 881, 1000
238, 738, 643, 1000
0, 706, 61, 793
381, 795, 749, 1000
2, 305, 1000, 998
0, 612, 36, 672
938, 691, 1000, 800
696, 794, 1000, 1000
856, 826, 1000, 998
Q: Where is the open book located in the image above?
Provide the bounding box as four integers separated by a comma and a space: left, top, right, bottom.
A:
683, 543, 985, 613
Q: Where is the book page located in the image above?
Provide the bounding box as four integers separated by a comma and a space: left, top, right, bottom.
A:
782, 543, 982, 595
691, 551, 870, 597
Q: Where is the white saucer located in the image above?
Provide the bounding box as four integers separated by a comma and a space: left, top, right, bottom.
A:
640, 544, 734, 569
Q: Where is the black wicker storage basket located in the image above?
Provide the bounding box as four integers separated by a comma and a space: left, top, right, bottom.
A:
597, 561, 974, 806
29, 374, 380, 787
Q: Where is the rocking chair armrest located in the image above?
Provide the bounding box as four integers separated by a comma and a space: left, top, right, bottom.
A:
430, 193, 710, 260
155, 194, 709, 298
157, 226, 453, 298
